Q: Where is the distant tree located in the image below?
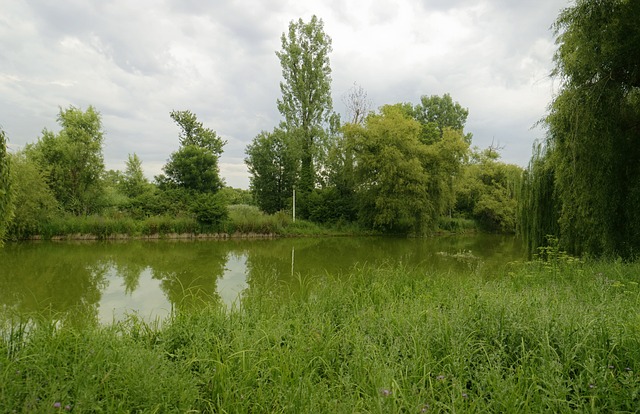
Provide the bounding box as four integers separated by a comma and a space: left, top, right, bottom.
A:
217, 187, 255, 206
347, 105, 432, 234
0, 128, 14, 245
27, 106, 105, 215
120, 153, 151, 198
276, 15, 333, 210
342, 82, 371, 125
413, 93, 472, 144
455, 147, 522, 233
158, 110, 226, 194
245, 128, 299, 214
7, 152, 58, 239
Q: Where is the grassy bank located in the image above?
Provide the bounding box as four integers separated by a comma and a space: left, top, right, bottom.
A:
2, 257, 640, 412
12, 205, 371, 241
9, 205, 476, 241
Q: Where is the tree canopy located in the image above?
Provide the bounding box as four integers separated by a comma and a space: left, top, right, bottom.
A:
158, 110, 226, 194
276, 15, 333, 203
0, 128, 14, 245
521, 0, 640, 257
245, 128, 299, 214
27, 106, 105, 215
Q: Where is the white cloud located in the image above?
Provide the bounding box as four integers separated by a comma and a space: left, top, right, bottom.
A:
1, 0, 569, 188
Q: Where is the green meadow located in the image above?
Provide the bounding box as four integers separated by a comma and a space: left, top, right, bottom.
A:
2, 253, 640, 413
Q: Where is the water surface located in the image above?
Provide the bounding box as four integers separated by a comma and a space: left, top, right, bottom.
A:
0, 235, 524, 323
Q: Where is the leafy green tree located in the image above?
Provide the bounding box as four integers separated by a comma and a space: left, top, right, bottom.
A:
190, 192, 228, 227
0, 128, 14, 245
276, 15, 333, 209
521, 0, 640, 257
245, 128, 299, 214
120, 153, 151, 198
399, 94, 472, 219
7, 153, 58, 239
518, 143, 559, 255
158, 111, 226, 194
217, 187, 254, 206
413, 93, 472, 144
348, 105, 432, 234
455, 147, 522, 233
27, 106, 105, 215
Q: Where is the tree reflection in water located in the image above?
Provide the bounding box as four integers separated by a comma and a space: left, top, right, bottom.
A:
0, 235, 524, 324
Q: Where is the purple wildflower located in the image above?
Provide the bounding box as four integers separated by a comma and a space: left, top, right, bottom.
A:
65, 405, 72, 411
380, 388, 392, 397
53, 402, 61, 408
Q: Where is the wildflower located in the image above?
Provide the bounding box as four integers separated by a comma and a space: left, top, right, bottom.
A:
436, 375, 445, 381
65, 405, 72, 411
589, 384, 595, 389
420, 403, 430, 412
380, 388, 392, 397
462, 392, 469, 399
53, 402, 61, 408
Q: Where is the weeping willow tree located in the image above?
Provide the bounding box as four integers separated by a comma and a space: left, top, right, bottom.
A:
521, 0, 640, 258
0, 128, 15, 246
518, 142, 559, 257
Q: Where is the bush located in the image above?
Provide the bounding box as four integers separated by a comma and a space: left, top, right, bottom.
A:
190, 192, 228, 227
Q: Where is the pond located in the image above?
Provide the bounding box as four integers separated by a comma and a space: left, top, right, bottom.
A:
0, 235, 524, 324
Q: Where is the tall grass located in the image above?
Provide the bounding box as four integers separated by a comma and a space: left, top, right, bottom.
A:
13, 205, 357, 240
2, 258, 640, 412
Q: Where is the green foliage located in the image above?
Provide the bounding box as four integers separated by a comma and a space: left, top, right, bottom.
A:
0, 128, 14, 245
6, 153, 58, 239
518, 143, 560, 256
245, 128, 298, 213
26, 106, 105, 215
455, 147, 523, 233
276, 15, 333, 198
160, 145, 224, 193
227, 204, 290, 234
345, 104, 469, 235
413, 93, 472, 144
5, 260, 640, 411
217, 187, 254, 206
119, 153, 152, 198
348, 106, 431, 234
159, 110, 225, 194
190, 192, 228, 227
522, 0, 640, 258
307, 186, 357, 224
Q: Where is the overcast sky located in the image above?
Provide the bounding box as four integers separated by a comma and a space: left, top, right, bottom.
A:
1, 0, 568, 189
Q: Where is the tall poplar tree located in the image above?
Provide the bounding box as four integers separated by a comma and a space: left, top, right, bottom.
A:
276, 15, 333, 216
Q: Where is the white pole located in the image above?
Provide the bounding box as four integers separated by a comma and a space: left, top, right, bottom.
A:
291, 246, 295, 276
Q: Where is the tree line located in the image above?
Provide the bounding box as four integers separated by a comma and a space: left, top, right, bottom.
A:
245, 15, 521, 235
0, 15, 525, 242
